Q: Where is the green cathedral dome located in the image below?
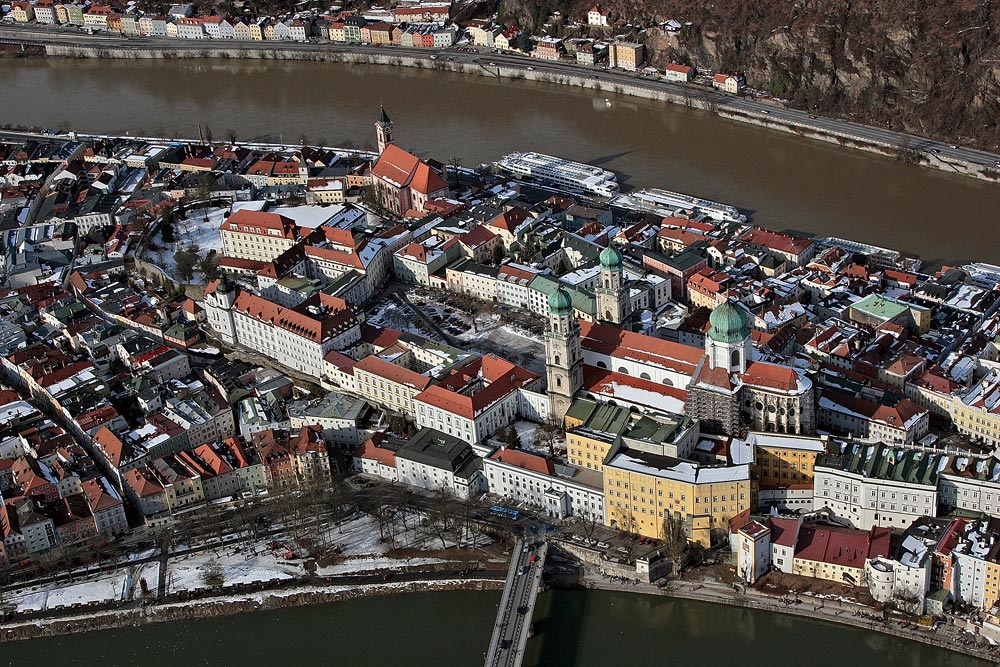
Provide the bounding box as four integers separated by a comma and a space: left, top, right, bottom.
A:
708, 299, 750, 344
599, 245, 623, 270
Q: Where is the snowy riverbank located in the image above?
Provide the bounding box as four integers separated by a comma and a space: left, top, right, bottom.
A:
0, 575, 504, 643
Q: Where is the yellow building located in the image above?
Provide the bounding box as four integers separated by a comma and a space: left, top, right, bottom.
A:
950, 373, 1000, 449
983, 560, 1000, 612
565, 399, 631, 472
564, 398, 699, 474
609, 42, 644, 71
747, 431, 827, 488
603, 441, 750, 546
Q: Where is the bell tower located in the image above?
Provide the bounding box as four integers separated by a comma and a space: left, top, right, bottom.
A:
705, 299, 752, 373
595, 245, 627, 326
545, 287, 583, 422
375, 104, 393, 154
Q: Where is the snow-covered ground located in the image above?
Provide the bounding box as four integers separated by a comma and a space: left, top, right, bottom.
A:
3, 509, 497, 612
165, 547, 302, 593
8, 570, 131, 612
148, 205, 227, 285
366, 300, 432, 338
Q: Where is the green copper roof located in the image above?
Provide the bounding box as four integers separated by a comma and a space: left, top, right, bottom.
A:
708, 299, 749, 344
548, 287, 574, 315
599, 245, 623, 270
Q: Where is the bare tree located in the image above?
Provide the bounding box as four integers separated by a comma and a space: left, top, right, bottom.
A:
201, 560, 224, 587
660, 512, 688, 565
531, 416, 565, 456
447, 156, 463, 188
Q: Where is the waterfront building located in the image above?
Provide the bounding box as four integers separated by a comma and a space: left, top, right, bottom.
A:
712, 73, 746, 94
9, 2, 33, 22
483, 446, 605, 522
663, 63, 694, 82
176, 17, 205, 39
608, 42, 644, 71
495, 152, 620, 198
812, 443, 940, 530
370, 110, 448, 216
603, 439, 751, 546
735, 520, 771, 584
83, 4, 114, 30
792, 523, 891, 586
33, 0, 55, 24
534, 37, 563, 61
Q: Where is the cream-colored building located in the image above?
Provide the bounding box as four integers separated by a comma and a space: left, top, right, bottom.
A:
219, 209, 299, 263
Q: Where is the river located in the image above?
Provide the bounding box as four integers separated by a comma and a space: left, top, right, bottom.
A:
1, 58, 999, 266
0, 589, 988, 666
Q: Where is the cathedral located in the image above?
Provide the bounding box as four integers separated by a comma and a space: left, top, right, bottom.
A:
545, 250, 815, 436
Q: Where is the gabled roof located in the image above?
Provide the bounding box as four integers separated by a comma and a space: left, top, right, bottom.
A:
371, 144, 448, 195
489, 447, 553, 475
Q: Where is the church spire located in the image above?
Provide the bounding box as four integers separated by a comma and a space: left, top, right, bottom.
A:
375, 104, 394, 154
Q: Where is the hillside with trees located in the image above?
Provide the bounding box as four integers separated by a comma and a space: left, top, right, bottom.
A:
497, 0, 1000, 150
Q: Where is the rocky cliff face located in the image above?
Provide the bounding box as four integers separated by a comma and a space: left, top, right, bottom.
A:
505, 0, 1000, 150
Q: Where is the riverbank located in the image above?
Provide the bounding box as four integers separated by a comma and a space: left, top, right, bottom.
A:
0, 575, 505, 643
574, 573, 999, 664
3, 39, 993, 185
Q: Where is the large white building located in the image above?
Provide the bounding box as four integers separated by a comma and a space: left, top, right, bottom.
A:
394, 428, 486, 500
812, 443, 940, 530
204, 278, 361, 378
220, 209, 300, 262
483, 446, 605, 522
414, 356, 540, 446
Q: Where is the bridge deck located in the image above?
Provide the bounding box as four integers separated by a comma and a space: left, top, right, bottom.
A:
485, 538, 547, 667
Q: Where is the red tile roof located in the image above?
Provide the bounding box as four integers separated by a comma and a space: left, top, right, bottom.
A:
356, 433, 397, 468
371, 144, 448, 195
794, 524, 891, 569
221, 209, 298, 240
742, 361, 800, 392
489, 447, 553, 475
414, 356, 538, 420
355, 355, 433, 391
460, 225, 498, 249
579, 321, 703, 376
232, 290, 355, 344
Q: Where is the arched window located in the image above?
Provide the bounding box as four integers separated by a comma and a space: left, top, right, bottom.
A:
597, 361, 607, 369
606, 310, 613, 321
662, 378, 673, 386
640, 372, 651, 381
617, 367, 629, 375
554, 355, 560, 366
731, 350, 741, 368
556, 378, 562, 387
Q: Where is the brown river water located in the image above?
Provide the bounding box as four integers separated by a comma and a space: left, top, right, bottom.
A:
1, 57, 998, 265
